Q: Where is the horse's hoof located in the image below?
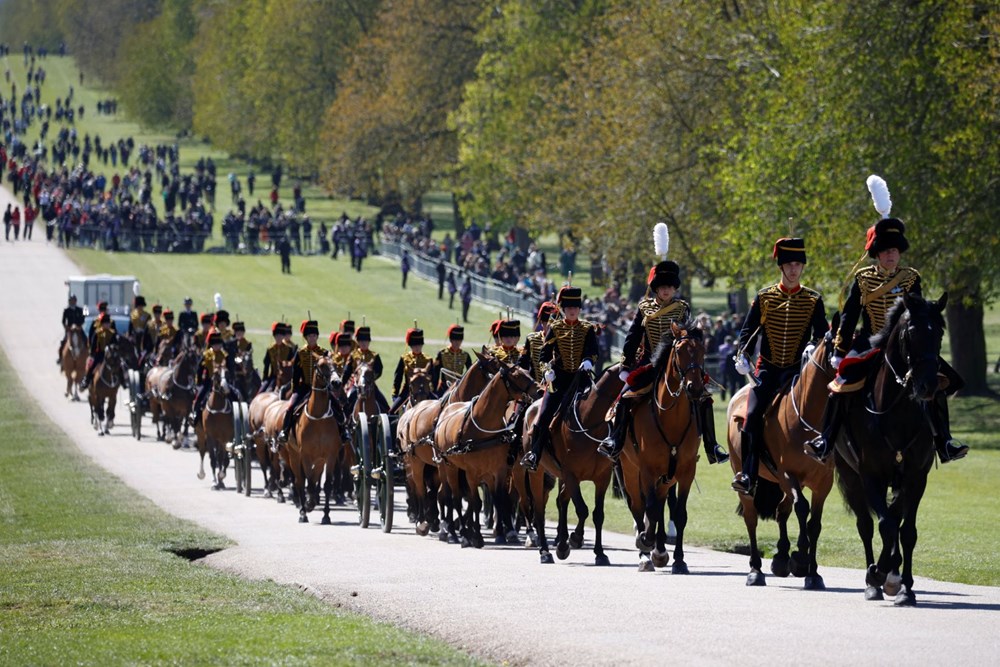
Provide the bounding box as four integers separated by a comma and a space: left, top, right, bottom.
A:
197, 471, 206, 480
540, 552, 555, 564
569, 533, 584, 550
505, 530, 520, 544
651, 550, 670, 569
789, 551, 809, 578
97, 431, 105, 437
883, 572, 902, 597
866, 564, 886, 588
804, 574, 826, 591
770, 554, 791, 578
494, 534, 507, 546
298, 514, 308, 524
594, 554, 610, 567
416, 522, 430, 537
447, 534, 459, 545
894, 585, 917, 607
430, 521, 440, 534
277, 495, 286, 504
526, 533, 538, 549
438, 530, 450, 543
638, 533, 655, 550
638, 557, 655, 573
556, 543, 571, 560
321, 515, 332, 525
746, 570, 766, 586
460, 537, 472, 549
671, 561, 689, 575
472, 535, 485, 549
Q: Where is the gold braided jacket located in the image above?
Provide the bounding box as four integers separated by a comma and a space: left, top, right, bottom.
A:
549, 319, 597, 372
130, 309, 151, 331
622, 296, 690, 366
490, 344, 522, 366
266, 342, 295, 375
757, 284, 823, 368
401, 351, 433, 379
158, 323, 177, 340
834, 265, 920, 352
201, 348, 227, 374
524, 331, 546, 382
352, 348, 379, 365
331, 352, 353, 375
296, 345, 328, 382
437, 347, 469, 376
94, 327, 116, 353
215, 325, 234, 343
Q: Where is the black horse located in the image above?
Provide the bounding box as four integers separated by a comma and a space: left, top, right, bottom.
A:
835, 292, 948, 606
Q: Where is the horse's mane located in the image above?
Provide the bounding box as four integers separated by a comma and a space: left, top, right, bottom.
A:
869, 294, 943, 350
650, 320, 703, 370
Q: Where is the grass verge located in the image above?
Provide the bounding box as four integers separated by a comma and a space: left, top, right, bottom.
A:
0, 350, 479, 666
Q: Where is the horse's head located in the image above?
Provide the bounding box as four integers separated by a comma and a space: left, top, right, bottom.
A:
474, 347, 502, 377
212, 365, 228, 394
312, 354, 337, 391
234, 349, 253, 376
894, 292, 947, 401
497, 362, 537, 403
353, 361, 374, 395
408, 368, 434, 403
668, 322, 706, 398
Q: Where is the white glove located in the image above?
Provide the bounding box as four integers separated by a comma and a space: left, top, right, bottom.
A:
579, 360, 593, 373
544, 369, 556, 383
734, 354, 751, 376
831, 355, 844, 371
619, 369, 630, 382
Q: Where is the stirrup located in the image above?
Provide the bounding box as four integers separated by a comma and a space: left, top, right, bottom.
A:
938, 439, 968, 463
731, 473, 755, 496
705, 442, 729, 465
805, 435, 832, 462
597, 438, 621, 461
519, 451, 539, 472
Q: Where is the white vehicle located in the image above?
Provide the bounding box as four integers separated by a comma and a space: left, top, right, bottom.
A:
65, 274, 139, 334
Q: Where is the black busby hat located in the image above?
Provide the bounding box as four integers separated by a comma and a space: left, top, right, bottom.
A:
647, 261, 681, 290
355, 326, 372, 342
134, 295, 147, 307
336, 332, 353, 348
498, 320, 521, 338
99, 312, 111, 324
405, 328, 425, 346
279, 322, 292, 336
97, 300, 109, 312
208, 329, 223, 346
200, 313, 214, 325
557, 286, 583, 308
300, 320, 320, 337
271, 321, 282, 335
340, 319, 356, 334
232, 321, 246, 333
772, 238, 807, 265
865, 218, 909, 258
447, 324, 464, 341
163, 309, 174, 320
152, 303, 162, 313
214, 310, 230, 325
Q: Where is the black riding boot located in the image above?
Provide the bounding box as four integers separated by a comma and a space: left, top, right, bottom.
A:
520, 424, 550, 472
807, 392, 843, 461
695, 397, 728, 464
929, 393, 968, 463
732, 429, 757, 495
598, 396, 633, 460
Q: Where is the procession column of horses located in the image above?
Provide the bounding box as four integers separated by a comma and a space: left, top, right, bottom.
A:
66, 175, 968, 606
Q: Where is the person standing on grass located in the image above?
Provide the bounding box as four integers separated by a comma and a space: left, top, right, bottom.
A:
460, 274, 472, 323
279, 234, 291, 274
436, 258, 446, 299
447, 271, 457, 309
401, 249, 411, 288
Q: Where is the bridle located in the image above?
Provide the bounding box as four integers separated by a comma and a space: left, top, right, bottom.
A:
656, 334, 704, 407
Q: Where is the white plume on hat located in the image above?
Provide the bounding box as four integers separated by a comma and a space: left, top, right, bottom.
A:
653, 222, 670, 260
132, 280, 140, 296
214, 293, 223, 310
866, 175, 892, 219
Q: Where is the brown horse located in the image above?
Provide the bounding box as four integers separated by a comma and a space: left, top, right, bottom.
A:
620, 322, 706, 573
522, 363, 623, 565
147, 344, 199, 448
89, 343, 123, 436
61, 324, 88, 401
726, 328, 838, 588
195, 366, 234, 489
286, 356, 345, 524
433, 363, 536, 548
397, 349, 500, 539
248, 360, 293, 501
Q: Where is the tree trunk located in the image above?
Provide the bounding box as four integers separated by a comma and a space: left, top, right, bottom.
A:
451, 192, 465, 236
945, 289, 990, 396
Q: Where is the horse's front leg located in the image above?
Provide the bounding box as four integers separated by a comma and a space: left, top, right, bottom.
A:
804, 489, 830, 591
667, 481, 694, 574
554, 478, 574, 561
568, 485, 589, 550
894, 472, 928, 606
866, 475, 902, 596
786, 478, 812, 579
592, 471, 611, 566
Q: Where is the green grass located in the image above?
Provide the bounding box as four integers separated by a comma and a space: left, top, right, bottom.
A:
0, 350, 480, 666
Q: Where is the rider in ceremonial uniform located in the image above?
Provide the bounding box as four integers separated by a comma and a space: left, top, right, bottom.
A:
81, 313, 120, 390
339, 319, 359, 355
489, 319, 503, 347
330, 332, 356, 380
518, 302, 559, 382
57, 293, 85, 363
128, 295, 155, 363
158, 309, 178, 358
87, 301, 115, 345
350, 326, 390, 411
391, 328, 434, 413
213, 309, 234, 344
191, 329, 236, 419
148, 304, 164, 345
194, 313, 214, 348
808, 176, 967, 464
490, 320, 522, 365
227, 320, 252, 356
731, 238, 828, 495
261, 322, 294, 393
432, 325, 472, 394
520, 286, 599, 472
597, 249, 729, 464
278, 320, 330, 444
177, 297, 198, 333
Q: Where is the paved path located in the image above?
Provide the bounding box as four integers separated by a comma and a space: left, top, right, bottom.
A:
1, 187, 998, 666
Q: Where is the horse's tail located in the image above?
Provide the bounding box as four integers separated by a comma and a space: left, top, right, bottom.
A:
735, 477, 784, 521
836, 468, 870, 518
